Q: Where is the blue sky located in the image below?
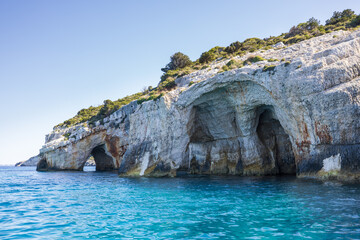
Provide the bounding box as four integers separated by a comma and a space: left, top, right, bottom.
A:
0, 0, 359, 165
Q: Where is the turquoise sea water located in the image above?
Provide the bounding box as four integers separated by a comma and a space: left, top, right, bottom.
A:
1, 166, 360, 239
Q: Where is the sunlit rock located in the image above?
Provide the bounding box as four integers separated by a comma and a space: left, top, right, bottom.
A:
37, 30, 360, 181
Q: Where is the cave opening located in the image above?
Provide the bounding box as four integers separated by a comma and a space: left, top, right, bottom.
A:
256, 107, 296, 175
85, 144, 115, 171
83, 156, 96, 171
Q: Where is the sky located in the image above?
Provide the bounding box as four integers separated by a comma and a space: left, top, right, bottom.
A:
0, 0, 359, 165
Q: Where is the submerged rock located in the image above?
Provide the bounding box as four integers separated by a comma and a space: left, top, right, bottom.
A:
37, 30, 360, 181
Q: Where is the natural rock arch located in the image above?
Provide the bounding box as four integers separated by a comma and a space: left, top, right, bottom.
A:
84, 144, 116, 171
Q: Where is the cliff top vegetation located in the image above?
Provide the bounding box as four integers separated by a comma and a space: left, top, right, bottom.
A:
55, 9, 360, 129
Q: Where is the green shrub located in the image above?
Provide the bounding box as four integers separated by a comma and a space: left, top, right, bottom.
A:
225, 41, 242, 54
225, 59, 243, 69
55, 91, 147, 128
199, 51, 216, 63
285, 25, 304, 38
178, 67, 192, 77
334, 26, 346, 31
137, 98, 148, 104
221, 65, 229, 72
160, 66, 195, 85
161, 52, 192, 73
241, 38, 265, 52
318, 25, 326, 33
263, 36, 284, 46
244, 55, 266, 65
306, 17, 321, 30
285, 17, 320, 39
158, 77, 176, 91
284, 35, 308, 44
349, 15, 360, 27
154, 93, 164, 100
189, 81, 194, 86
326, 9, 356, 25
226, 60, 235, 66
201, 65, 209, 69
268, 58, 278, 62
284, 61, 291, 66
263, 65, 276, 72
137, 92, 164, 105
64, 133, 71, 140
251, 56, 266, 62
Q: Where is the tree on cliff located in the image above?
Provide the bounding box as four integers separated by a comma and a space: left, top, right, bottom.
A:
305, 17, 320, 30
285, 17, 321, 38
161, 52, 192, 73
225, 41, 242, 54
326, 9, 356, 25
198, 51, 216, 63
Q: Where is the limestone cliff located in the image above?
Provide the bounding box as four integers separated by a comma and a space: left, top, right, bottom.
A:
37, 30, 360, 180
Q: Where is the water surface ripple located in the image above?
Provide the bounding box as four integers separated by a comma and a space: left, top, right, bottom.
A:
1, 166, 360, 239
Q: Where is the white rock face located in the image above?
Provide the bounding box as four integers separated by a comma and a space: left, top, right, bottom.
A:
37, 30, 360, 179
322, 154, 341, 172
139, 152, 150, 176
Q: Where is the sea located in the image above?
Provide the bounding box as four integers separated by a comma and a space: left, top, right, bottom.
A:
1, 166, 360, 239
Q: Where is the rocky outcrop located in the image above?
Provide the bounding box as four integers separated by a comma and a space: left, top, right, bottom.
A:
16, 155, 40, 166
37, 30, 360, 181
16, 155, 95, 167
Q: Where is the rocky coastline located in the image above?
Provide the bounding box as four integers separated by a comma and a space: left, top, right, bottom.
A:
36, 29, 360, 181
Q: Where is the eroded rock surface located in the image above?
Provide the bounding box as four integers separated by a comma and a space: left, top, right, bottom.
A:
37, 30, 360, 180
